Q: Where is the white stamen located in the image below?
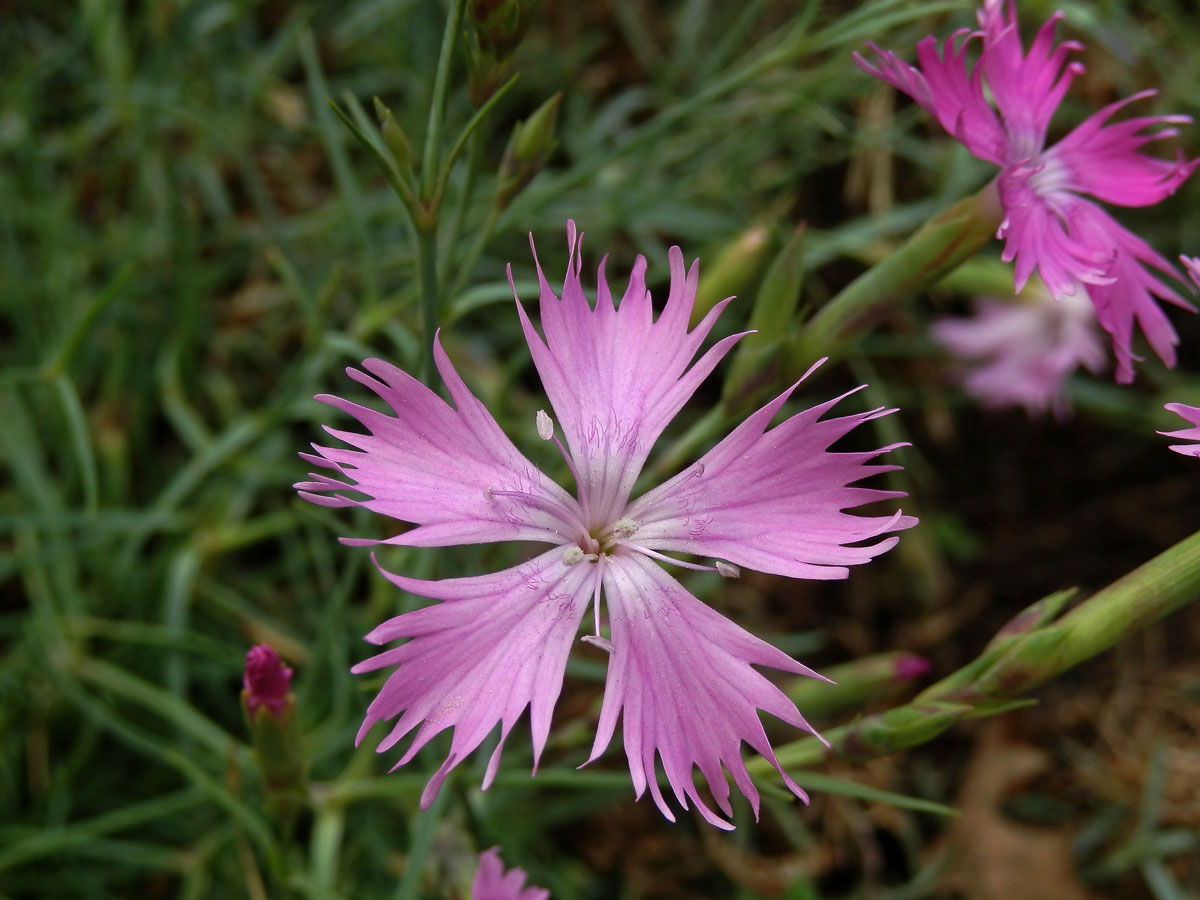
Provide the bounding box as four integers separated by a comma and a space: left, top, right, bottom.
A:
563, 546, 584, 566
715, 560, 741, 579
610, 517, 638, 540
591, 553, 606, 641
536, 409, 554, 441
581, 634, 614, 653
624, 542, 723, 573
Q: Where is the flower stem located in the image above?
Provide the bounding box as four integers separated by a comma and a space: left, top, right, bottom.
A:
448, 202, 501, 312
413, 0, 466, 382
440, 129, 485, 289
755, 525, 1200, 773
420, 0, 467, 204
791, 180, 1003, 366
417, 228, 440, 384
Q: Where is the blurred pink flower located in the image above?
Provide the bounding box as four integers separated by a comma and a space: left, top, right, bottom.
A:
856, 0, 1197, 383
1180, 255, 1200, 289
297, 222, 915, 829
472, 848, 548, 900
243, 644, 293, 716
1160, 403, 1200, 457
931, 282, 1107, 417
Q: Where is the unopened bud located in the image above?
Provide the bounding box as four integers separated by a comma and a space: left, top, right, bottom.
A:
893, 652, 931, 682
495, 92, 561, 209
723, 223, 806, 409
691, 223, 772, 327
469, 0, 541, 56
786, 650, 930, 718
373, 97, 413, 171
466, 0, 542, 105
243, 644, 292, 716
536, 409, 554, 440
241, 645, 307, 816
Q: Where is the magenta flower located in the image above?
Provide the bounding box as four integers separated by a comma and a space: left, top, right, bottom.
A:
297, 222, 915, 829
855, 0, 1197, 383
472, 848, 549, 900
243, 644, 293, 716
1160, 403, 1200, 457
931, 280, 1107, 417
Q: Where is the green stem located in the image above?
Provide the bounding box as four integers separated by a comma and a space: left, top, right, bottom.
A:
417, 228, 440, 384
420, 0, 467, 202
440, 129, 485, 289
393, 787, 449, 900
447, 202, 501, 315
790, 180, 1003, 366
753, 526, 1200, 774
924, 527, 1200, 702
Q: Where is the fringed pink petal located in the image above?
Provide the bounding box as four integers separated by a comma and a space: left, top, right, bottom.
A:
855, 33, 1006, 165
1065, 202, 1194, 383
625, 366, 915, 580
512, 222, 747, 525
1160, 404, 1200, 458
1047, 91, 1200, 207
982, 10, 1084, 153
294, 338, 582, 548
994, 168, 1114, 297
352, 551, 594, 806
585, 554, 824, 830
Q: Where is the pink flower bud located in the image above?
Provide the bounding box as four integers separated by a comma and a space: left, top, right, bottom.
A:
243, 645, 293, 716
893, 653, 932, 682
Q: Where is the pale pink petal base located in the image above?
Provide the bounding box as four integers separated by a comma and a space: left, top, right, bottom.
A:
587, 553, 826, 830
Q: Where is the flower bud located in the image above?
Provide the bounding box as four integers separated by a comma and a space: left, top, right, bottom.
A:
241, 645, 307, 816
243, 644, 292, 716
495, 92, 561, 209
786, 650, 930, 717
373, 96, 413, 172
722, 223, 806, 408
690, 223, 772, 327
466, 0, 542, 106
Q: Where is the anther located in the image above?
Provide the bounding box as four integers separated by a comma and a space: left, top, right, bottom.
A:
715, 561, 741, 579
536, 409, 554, 441
563, 546, 584, 566
581, 634, 614, 653
611, 517, 638, 540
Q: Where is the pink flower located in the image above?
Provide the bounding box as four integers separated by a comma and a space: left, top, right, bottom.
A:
1181, 255, 1200, 289
1160, 403, 1200, 457
472, 848, 548, 900
931, 280, 1107, 417
243, 644, 293, 716
297, 222, 915, 829
855, 0, 1197, 383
